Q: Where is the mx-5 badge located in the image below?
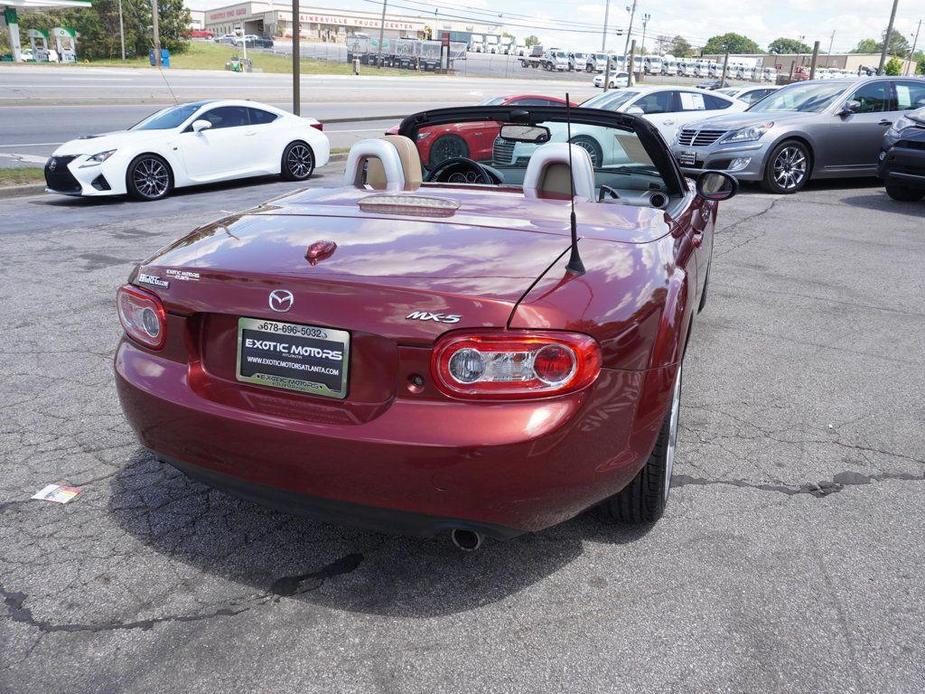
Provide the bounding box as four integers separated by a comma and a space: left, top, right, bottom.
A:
405, 311, 461, 324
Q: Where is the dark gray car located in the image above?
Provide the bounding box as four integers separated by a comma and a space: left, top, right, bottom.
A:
671, 77, 925, 193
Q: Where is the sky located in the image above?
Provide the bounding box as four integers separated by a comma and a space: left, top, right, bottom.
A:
187, 0, 923, 55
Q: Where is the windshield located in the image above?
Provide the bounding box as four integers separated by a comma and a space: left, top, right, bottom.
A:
748, 82, 847, 113
479, 96, 506, 106
581, 90, 639, 110
404, 112, 670, 197
131, 103, 202, 130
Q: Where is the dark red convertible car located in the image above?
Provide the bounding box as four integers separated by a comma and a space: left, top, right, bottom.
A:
115, 105, 735, 549
386, 94, 575, 167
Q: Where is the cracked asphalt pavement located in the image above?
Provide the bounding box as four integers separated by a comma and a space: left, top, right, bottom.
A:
1, 172, 924, 693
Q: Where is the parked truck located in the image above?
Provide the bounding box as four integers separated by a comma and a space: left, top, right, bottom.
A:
346, 34, 466, 71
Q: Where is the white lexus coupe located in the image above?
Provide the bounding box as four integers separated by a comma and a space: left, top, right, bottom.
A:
44, 99, 330, 201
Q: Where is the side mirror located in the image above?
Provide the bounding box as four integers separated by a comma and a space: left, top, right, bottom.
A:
192, 119, 213, 133
839, 100, 861, 117
626, 106, 644, 115
696, 170, 737, 201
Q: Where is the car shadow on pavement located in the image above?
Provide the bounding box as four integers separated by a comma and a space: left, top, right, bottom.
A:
36, 172, 334, 207
108, 450, 651, 617
841, 192, 925, 217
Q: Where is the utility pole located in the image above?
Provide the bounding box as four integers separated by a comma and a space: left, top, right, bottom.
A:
809, 39, 820, 79
292, 0, 300, 115
601, 0, 610, 51
908, 20, 921, 76
151, 0, 161, 67
377, 0, 387, 68
878, 0, 899, 72
118, 0, 125, 60
827, 29, 835, 67
628, 38, 636, 86
720, 51, 729, 87
623, 0, 636, 58
638, 13, 649, 81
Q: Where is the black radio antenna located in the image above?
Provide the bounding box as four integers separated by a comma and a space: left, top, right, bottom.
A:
564, 93, 585, 276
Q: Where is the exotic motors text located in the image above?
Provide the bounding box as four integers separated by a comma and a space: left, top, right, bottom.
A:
245, 338, 343, 361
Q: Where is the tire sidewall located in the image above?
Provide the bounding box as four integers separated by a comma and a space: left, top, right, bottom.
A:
126, 154, 173, 201
885, 183, 925, 202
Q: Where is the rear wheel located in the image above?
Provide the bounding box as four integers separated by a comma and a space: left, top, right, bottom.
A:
761, 140, 811, 194
597, 364, 682, 524
281, 141, 315, 180
885, 184, 925, 202
569, 135, 603, 168
126, 154, 173, 201
429, 134, 469, 167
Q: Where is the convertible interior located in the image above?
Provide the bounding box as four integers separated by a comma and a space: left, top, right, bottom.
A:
342, 107, 692, 213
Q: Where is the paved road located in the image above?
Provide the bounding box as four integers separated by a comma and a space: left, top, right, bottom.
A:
0, 65, 598, 106
1, 169, 924, 692
0, 65, 598, 163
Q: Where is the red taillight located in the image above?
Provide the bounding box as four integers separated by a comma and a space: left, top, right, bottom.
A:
432, 331, 602, 400
310, 122, 324, 131
117, 284, 166, 350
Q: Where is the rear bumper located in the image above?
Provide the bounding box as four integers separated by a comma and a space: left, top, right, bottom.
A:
159, 454, 523, 539
115, 339, 674, 536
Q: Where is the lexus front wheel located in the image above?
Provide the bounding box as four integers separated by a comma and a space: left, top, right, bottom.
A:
126, 155, 173, 201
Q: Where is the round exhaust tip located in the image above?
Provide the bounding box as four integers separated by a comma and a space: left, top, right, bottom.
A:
450, 528, 483, 551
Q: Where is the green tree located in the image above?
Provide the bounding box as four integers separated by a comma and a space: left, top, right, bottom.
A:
881, 30, 909, 57
884, 57, 903, 76
668, 35, 693, 57
524, 35, 539, 48
17, 0, 189, 60
851, 38, 878, 53
767, 37, 812, 54
852, 31, 910, 57
702, 32, 761, 55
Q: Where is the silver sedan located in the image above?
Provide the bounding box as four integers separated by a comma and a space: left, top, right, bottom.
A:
671, 77, 925, 193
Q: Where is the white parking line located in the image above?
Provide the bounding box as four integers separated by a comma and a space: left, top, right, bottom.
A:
0, 142, 63, 148
0, 152, 48, 164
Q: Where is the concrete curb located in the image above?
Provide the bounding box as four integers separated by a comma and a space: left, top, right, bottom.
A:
0, 184, 45, 199
323, 114, 405, 124
0, 156, 348, 200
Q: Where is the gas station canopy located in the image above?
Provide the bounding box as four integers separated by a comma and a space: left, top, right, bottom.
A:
3, 0, 91, 7
2, 0, 90, 61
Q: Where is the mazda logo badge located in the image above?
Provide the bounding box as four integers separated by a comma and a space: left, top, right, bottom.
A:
49, 159, 57, 171
268, 289, 294, 312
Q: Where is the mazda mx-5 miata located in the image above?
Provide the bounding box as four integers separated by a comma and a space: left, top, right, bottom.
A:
115, 105, 736, 549
44, 99, 329, 201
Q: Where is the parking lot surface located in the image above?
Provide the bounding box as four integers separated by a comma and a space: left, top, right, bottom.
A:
1, 171, 923, 692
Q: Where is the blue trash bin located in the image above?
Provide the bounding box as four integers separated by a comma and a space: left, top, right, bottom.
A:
148, 48, 170, 67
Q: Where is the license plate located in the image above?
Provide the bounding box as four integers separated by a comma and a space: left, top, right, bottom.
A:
236, 317, 350, 399
677, 150, 698, 167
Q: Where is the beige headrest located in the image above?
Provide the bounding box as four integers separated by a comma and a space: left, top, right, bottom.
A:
350, 136, 422, 191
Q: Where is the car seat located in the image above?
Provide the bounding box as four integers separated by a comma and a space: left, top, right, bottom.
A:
344, 135, 423, 191
522, 143, 595, 201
